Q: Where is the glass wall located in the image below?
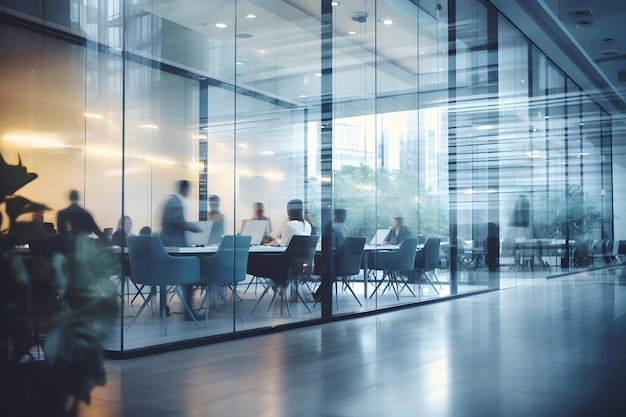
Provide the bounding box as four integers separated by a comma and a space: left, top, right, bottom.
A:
0, 0, 615, 355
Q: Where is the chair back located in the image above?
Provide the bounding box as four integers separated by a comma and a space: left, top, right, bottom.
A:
396, 237, 419, 272
334, 236, 366, 277
284, 235, 319, 277
204, 235, 251, 284
422, 237, 441, 271
127, 235, 199, 287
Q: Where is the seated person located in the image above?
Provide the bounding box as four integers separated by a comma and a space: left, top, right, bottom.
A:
383, 216, 410, 245
242, 201, 273, 234
264, 199, 311, 246
111, 215, 133, 247
139, 226, 152, 236
31, 211, 57, 234
207, 194, 224, 244
331, 208, 350, 250
313, 208, 350, 301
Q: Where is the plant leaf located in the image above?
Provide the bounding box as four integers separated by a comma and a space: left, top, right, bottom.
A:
5, 195, 50, 220
0, 152, 38, 203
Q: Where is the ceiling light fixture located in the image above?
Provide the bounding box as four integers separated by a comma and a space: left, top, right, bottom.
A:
331, 1, 340, 6
348, 31, 356, 35
246, 14, 256, 19
383, 19, 393, 25
215, 23, 227, 28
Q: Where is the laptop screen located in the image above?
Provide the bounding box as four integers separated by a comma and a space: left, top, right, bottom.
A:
369, 229, 389, 245
241, 219, 269, 245
185, 221, 213, 246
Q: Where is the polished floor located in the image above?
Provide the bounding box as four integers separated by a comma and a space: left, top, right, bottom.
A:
85, 266, 626, 417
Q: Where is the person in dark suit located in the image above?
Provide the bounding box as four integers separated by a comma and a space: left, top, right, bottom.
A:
160, 180, 203, 320
57, 190, 108, 249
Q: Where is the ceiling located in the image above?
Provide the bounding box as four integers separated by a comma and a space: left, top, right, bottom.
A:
137, 0, 626, 164
488, 0, 626, 167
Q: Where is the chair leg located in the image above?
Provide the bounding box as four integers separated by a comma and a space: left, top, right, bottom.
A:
176, 286, 201, 330
342, 276, 363, 307
217, 285, 244, 323
396, 273, 417, 298
250, 282, 273, 315
369, 272, 387, 299
421, 271, 440, 295
125, 292, 154, 332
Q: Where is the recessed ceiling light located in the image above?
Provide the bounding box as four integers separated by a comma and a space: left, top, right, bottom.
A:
348, 31, 356, 35
383, 19, 393, 25
331, 1, 340, 6
246, 14, 256, 19
236, 62, 243, 65
314, 72, 322, 77
299, 94, 307, 98
215, 23, 227, 28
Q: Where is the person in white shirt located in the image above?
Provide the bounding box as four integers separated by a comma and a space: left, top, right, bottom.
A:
264, 199, 311, 247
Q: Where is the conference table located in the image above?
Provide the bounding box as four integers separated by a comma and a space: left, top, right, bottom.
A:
165, 243, 404, 299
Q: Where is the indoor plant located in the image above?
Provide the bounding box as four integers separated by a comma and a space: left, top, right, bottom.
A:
0, 151, 119, 417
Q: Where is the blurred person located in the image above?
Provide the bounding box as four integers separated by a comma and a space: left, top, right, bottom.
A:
57, 190, 108, 248
243, 201, 273, 234
264, 199, 311, 247
382, 216, 410, 245
207, 194, 224, 244
111, 215, 133, 247
31, 210, 56, 234
160, 180, 204, 321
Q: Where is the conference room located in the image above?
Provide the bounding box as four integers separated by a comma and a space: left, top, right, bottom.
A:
0, 0, 614, 355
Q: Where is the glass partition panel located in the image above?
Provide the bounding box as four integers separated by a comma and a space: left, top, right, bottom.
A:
0, 0, 617, 355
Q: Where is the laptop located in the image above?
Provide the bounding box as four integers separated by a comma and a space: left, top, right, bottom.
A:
369, 229, 389, 245
240, 219, 269, 246
185, 221, 213, 246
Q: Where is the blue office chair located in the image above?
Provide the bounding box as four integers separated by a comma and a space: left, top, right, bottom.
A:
125, 235, 201, 334
413, 237, 441, 295
308, 236, 366, 309
333, 236, 366, 308
368, 237, 419, 301
247, 235, 319, 317
197, 235, 251, 323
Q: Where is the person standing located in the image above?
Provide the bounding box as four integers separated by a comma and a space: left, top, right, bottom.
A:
57, 190, 108, 249
160, 180, 203, 247
160, 180, 203, 321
